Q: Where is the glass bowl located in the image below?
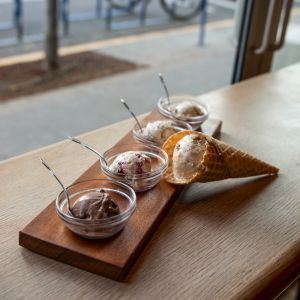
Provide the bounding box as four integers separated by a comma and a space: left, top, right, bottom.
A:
157, 94, 209, 130
100, 143, 168, 192
56, 179, 136, 239
132, 118, 192, 147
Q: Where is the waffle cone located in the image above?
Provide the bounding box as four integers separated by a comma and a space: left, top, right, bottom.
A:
163, 130, 279, 185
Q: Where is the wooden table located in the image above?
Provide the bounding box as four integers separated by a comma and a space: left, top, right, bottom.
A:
1, 63, 300, 300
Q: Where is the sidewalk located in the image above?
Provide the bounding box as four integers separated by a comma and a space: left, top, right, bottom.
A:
0, 20, 235, 160
0, 0, 234, 57
1, 10, 300, 161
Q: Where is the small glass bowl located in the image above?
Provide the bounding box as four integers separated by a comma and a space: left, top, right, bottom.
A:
157, 94, 209, 130
133, 118, 192, 147
56, 179, 136, 239
100, 144, 168, 192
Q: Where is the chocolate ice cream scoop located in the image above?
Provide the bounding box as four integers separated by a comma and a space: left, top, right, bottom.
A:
71, 189, 120, 220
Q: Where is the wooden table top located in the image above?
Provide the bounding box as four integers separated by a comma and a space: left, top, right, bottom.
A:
1, 63, 300, 300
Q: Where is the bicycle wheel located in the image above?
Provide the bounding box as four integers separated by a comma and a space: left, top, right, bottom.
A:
108, 0, 141, 10
160, 0, 201, 20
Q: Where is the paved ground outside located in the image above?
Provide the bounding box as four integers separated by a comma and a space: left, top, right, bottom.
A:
0, 20, 236, 160
0, 3, 299, 162
0, 0, 235, 56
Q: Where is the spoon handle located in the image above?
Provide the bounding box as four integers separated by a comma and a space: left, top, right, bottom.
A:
158, 73, 170, 105
120, 99, 142, 131
69, 137, 107, 164
40, 158, 72, 215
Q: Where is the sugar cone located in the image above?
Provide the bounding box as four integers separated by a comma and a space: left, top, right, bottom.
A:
163, 130, 279, 185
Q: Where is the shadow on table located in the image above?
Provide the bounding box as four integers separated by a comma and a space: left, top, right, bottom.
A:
127, 175, 279, 283
177, 174, 278, 209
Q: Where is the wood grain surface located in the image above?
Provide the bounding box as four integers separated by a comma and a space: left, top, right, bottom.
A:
18, 111, 222, 281
2, 63, 300, 299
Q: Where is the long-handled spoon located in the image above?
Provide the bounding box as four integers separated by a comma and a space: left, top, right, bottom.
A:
40, 158, 73, 216
120, 98, 142, 131
68, 137, 107, 165
158, 73, 170, 105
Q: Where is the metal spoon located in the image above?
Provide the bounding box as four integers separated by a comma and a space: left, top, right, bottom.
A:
158, 73, 170, 105
120, 98, 142, 131
68, 137, 107, 165
40, 158, 73, 216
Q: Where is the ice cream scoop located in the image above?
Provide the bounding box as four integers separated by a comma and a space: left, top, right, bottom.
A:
158, 95, 209, 130
173, 101, 205, 118
173, 134, 206, 180
140, 120, 177, 145
110, 151, 152, 176
163, 130, 279, 185
71, 189, 120, 220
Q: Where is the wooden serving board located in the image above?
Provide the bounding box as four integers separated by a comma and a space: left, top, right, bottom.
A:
19, 110, 222, 281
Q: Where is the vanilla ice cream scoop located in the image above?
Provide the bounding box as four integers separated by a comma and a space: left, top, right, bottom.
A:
71, 189, 120, 220
173, 134, 206, 180
110, 151, 152, 176
140, 120, 177, 145
173, 101, 204, 118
